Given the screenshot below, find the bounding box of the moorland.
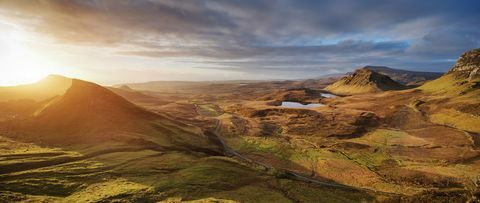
[0,49,479,202]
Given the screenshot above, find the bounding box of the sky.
[0,0,479,85]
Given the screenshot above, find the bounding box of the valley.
[1,1,479,202]
[0,49,479,202]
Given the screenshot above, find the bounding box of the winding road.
[208,119,365,190]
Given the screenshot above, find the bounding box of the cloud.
[0,0,479,77]
[118,40,407,59]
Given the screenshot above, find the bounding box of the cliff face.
[448,48,480,80]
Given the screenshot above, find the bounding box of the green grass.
[348,129,424,167]
[209,184,292,203]
[0,134,399,202]
[275,179,375,203]
[152,157,263,199]
[0,159,108,196]
[64,178,153,202]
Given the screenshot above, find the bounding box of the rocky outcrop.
[448,48,480,80]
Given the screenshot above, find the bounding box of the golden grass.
[419,74,480,98]
[430,109,480,133]
[325,83,378,95]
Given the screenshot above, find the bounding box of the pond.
[281,101,324,108]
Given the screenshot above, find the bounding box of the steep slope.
[324,68,405,95]
[419,48,480,133]
[35,79,157,132]
[12,79,210,148]
[0,75,72,102]
[108,85,170,106]
[419,48,480,96]
[364,66,443,85]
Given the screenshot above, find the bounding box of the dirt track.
[206,119,399,196]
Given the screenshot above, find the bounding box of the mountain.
[420,48,480,96]
[363,66,443,86]
[324,68,405,95]
[0,75,72,102]
[34,79,157,132]
[8,78,210,148]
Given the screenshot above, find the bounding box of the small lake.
[320,93,336,98]
[281,101,324,108]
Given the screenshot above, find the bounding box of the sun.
[0,33,53,86]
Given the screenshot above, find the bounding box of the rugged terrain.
[0,49,479,202]
[0,77,378,202]
[325,68,406,95]
[363,66,443,86]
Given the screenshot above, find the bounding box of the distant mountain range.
[363,66,443,85]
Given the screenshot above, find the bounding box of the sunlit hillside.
[0,1,479,202]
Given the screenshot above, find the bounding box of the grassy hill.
[325,68,405,95]
[419,49,480,97]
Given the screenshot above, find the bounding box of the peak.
[353,67,381,76]
[34,74,72,88]
[325,68,405,95]
[358,67,374,71]
[362,65,390,69]
[62,79,139,107]
[357,67,390,73]
[362,66,394,71]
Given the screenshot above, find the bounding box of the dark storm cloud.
[0,0,479,75]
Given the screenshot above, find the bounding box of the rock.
[448,48,480,80]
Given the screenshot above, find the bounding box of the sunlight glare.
[0,32,53,86]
